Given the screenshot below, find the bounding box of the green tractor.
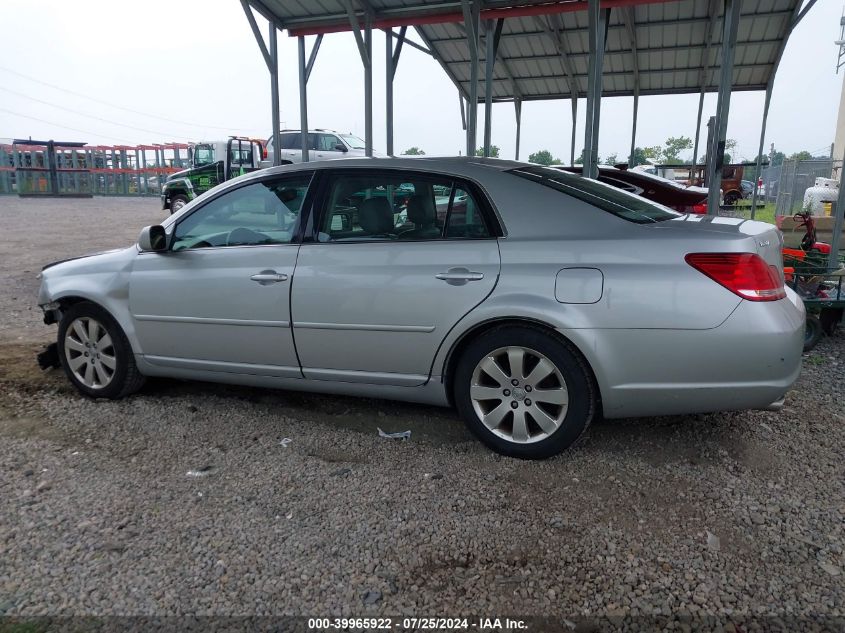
[161,137,264,214]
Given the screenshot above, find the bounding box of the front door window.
[172,175,312,250]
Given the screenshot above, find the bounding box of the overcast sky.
[0,0,842,163]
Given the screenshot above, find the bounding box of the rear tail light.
[685,253,786,301]
[691,203,707,214]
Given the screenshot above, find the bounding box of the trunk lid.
[653,214,784,272]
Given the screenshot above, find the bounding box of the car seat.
[399,194,441,239]
[358,197,394,237]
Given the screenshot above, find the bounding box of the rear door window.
[279,134,300,150]
[315,171,493,242]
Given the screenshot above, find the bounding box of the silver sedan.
[37,158,804,459]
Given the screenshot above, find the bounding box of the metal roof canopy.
[242,0,817,217]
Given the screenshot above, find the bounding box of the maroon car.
[556,165,708,214]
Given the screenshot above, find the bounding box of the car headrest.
[359,197,394,234]
[407,194,436,225]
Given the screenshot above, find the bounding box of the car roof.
[260,156,525,176]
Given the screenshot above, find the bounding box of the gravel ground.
[0,197,843,628]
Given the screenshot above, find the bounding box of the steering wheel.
[227,227,267,246]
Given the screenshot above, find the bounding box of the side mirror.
[335,143,348,153]
[138,225,167,252]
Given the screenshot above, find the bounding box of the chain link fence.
[757,159,841,216]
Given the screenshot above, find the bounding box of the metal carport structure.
[240,0,819,220]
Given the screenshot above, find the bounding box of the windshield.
[509,165,680,224]
[193,145,215,167]
[340,134,365,150]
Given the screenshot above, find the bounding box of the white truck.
[262,129,373,166]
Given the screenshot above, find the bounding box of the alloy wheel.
[469,346,569,444]
[63,316,116,389]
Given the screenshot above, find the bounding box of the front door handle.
[250,270,288,285]
[435,268,484,286]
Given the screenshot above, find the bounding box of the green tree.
[788,150,813,162]
[723,138,737,164]
[642,146,662,162]
[701,138,739,165]
[662,136,692,164]
[603,153,619,166]
[402,147,425,155]
[630,147,649,166]
[574,148,601,165]
[475,145,500,158]
[770,150,785,167]
[528,150,560,166]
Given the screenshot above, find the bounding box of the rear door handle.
[250,270,288,285]
[435,268,484,285]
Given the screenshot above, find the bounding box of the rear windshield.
[508,165,680,224]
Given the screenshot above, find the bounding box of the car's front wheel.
[169,194,188,214]
[57,302,145,399]
[454,326,595,459]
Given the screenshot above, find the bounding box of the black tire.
[57,301,145,399]
[169,194,188,214]
[454,325,596,459]
[804,314,823,352]
[819,308,842,336]
[724,191,740,206]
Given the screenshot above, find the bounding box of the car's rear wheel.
[170,194,188,214]
[454,326,595,459]
[724,191,741,206]
[57,302,145,399]
[804,314,823,352]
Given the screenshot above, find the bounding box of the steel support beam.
[622,7,639,167]
[570,98,577,166]
[751,0,818,218]
[828,143,845,269]
[749,86,772,219]
[386,29,394,156]
[385,26,406,156]
[706,0,741,215]
[344,0,374,156]
[305,34,323,83]
[629,92,638,167]
[298,36,309,162]
[691,90,705,168]
[483,19,502,157]
[455,19,522,105]
[459,94,467,131]
[270,26,281,166]
[242,1,281,166]
[365,21,373,156]
[693,0,719,171]
[535,14,579,163]
[462,0,481,157]
[388,26,430,56]
[583,1,607,177]
[514,98,522,160]
[241,0,273,69]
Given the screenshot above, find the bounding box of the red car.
[555,165,708,214]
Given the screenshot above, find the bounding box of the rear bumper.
[570,288,805,419]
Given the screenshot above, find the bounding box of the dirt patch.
[0,342,69,400]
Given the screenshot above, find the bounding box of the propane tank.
[802,177,839,216]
